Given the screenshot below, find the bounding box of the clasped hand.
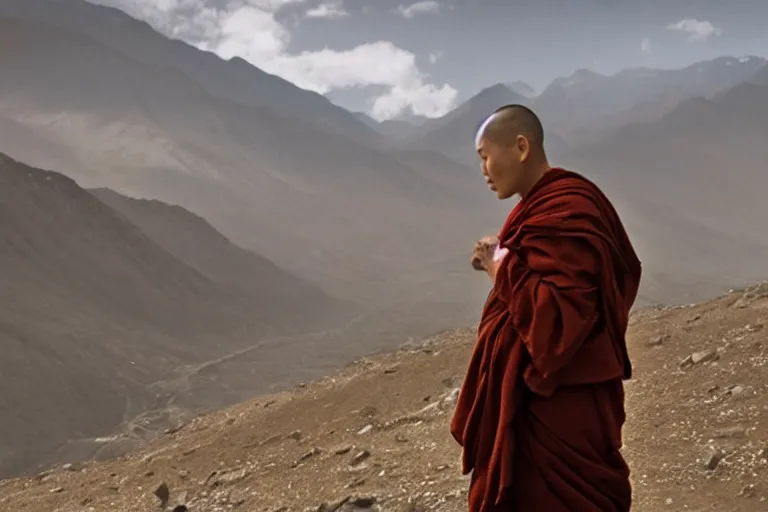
[471,235,509,281]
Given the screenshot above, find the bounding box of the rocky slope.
[2,283,767,511]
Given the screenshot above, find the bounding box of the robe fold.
[451,168,642,512]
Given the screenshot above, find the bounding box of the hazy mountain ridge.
[505,80,537,98]
[536,55,767,144]
[391,62,768,303]
[88,188,339,319]
[571,81,768,242]
[0,152,342,477]
[0,0,383,146]
[406,55,767,156]
[0,12,500,310]
[2,4,765,307]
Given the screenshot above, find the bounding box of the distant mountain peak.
[540,69,608,95]
[469,83,524,104]
[505,80,537,98]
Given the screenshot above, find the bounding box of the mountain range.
[396,55,767,163]
[0,10,501,306]
[0,152,346,477]
[0,0,767,478]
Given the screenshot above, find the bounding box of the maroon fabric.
[450,168,642,511]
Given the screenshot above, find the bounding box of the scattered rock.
[262,433,283,445]
[288,430,303,441]
[417,401,440,415]
[357,425,373,435]
[207,468,250,487]
[442,388,461,407]
[713,426,747,439]
[441,377,462,388]
[165,424,184,435]
[50,487,64,494]
[332,444,353,455]
[358,406,378,418]
[350,450,371,466]
[733,282,768,308]
[154,482,170,506]
[317,496,350,511]
[680,349,719,367]
[294,447,322,466]
[34,471,51,482]
[725,385,756,400]
[647,334,669,347]
[349,496,377,507]
[738,484,757,498]
[345,477,366,488]
[706,449,725,470]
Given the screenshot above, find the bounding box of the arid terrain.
[1,2,768,509]
[2,283,766,512]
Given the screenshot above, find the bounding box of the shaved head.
[474,104,551,200]
[474,104,545,151]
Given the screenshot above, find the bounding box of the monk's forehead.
[474,112,497,149]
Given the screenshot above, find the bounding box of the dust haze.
[0,2,767,509]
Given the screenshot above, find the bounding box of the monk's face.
[477,134,531,200]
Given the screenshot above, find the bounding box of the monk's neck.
[519,161,552,199]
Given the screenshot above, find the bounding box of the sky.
[88,0,768,121]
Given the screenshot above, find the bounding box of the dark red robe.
[451,168,642,512]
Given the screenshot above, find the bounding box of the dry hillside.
[2,283,767,512]
[88,187,342,327]
[0,153,343,479]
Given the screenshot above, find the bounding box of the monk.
[452,104,642,512]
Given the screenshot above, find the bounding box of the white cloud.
[305,1,348,19]
[666,18,723,42]
[372,82,456,120]
[640,37,652,54]
[428,51,442,64]
[88,0,456,120]
[395,1,441,19]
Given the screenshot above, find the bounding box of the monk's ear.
[516,135,530,162]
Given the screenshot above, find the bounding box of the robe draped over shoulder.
[450,168,642,512]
